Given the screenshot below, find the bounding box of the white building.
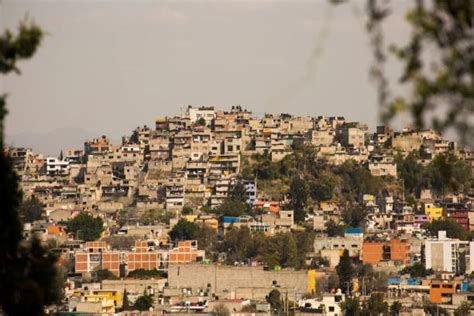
[425,231,471,273]
[299,290,345,316]
[46,157,70,176]
[186,106,215,124]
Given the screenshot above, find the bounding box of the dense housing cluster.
[6,105,474,315]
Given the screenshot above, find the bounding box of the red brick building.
[75,240,204,276]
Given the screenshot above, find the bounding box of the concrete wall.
[102,279,166,295]
[168,264,319,300]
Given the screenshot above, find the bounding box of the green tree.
[95,269,118,281]
[325,219,345,237]
[133,294,153,311]
[265,232,299,268]
[19,196,44,223]
[123,289,130,310]
[182,206,193,215]
[294,230,316,268]
[342,205,367,228]
[341,297,361,316]
[0,20,63,316]
[215,198,249,217]
[423,303,448,316]
[195,117,206,126]
[401,262,433,278]
[310,170,338,202]
[454,301,471,316]
[267,289,282,312]
[396,152,427,195]
[229,180,248,203]
[390,301,402,316]
[336,249,354,294]
[127,269,167,279]
[195,224,217,256]
[427,154,472,196]
[362,293,389,316]
[422,219,470,241]
[169,219,199,241]
[66,212,104,241]
[220,227,253,264]
[289,176,309,222]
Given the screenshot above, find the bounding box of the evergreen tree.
[267,289,282,312]
[289,176,309,222]
[336,249,353,294]
[122,289,130,310]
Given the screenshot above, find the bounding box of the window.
[329,306,335,312]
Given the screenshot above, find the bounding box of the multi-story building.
[425,231,471,273]
[361,239,411,266]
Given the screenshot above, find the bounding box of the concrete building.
[298,290,345,316]
[46,157,70,176]
[167,264,319,300]
[186,106,216,124]
[425,231,470,273]
[361,239,411,266]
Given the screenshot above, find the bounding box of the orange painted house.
[361,240,410,265]
[361,242,384,264]
[254,201,280,213]
[429,281,457,304]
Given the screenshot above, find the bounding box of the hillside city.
[6,105,474,315]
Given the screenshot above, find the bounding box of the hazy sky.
[1,0,411,155]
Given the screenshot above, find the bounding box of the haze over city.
[2,0,411,154]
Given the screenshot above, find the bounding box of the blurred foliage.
[19,196,44,223]
[396,151,472,197]
[336,0,474,147]
[0,20,63,315]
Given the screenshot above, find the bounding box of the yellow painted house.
[71,289,123,312]
[424,203,443,221]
